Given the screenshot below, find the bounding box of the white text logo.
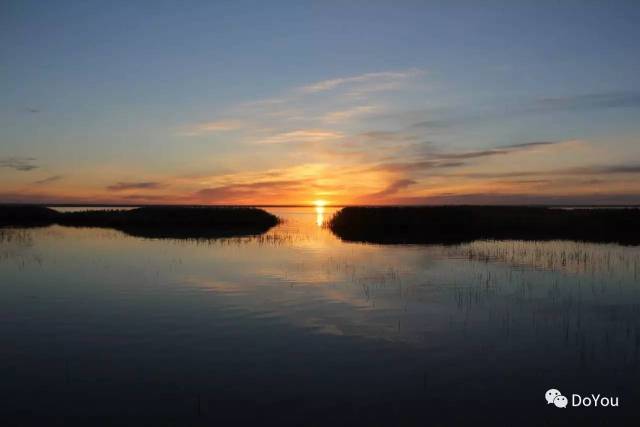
[545,388,620,408]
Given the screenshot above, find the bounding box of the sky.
[2,0,640,205]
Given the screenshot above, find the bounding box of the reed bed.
[0,205,279,239]
[329,206,640,245]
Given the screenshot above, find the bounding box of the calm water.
[2,207,640,425]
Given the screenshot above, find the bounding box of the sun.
[313,199,327,208]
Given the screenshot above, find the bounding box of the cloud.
[257,129,344,144]
[494,179,551,185]
[120,194,171,200]
[33,175,63,185]
[597,164,640,174]
[372,140,563,173]
[366,179,417,199]
[179,120,243,136]
[530,92,640,113]
[411,91,640,131]
[373,159,465,173]
[566,164,640,175]
[503,141,557,149]
[449,162,640,180]
[436,141,558,160]
[412,192,640,206]
[239,97,287,108]
[322,105,379,123]
[196,180,304,201]
[357,131,417,142]
[298,69,423,94]
[411,119,450,130]
[0,157,38,171]
[177,68,426,150]
[107,181,165,191]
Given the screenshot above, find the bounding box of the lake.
[1,207,639,425]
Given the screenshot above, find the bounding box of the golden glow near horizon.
[2,65,640,206]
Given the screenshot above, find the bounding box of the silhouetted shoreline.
[329,206,640,245]
[0,206,279,239]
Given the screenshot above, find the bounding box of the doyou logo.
[545,388,620,408]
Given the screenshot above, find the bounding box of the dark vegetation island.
[3,205,640,244]
[0,206,279,239]
[329,206,640,245]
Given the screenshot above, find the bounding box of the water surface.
[1,207,639,425]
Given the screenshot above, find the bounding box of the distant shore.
[329,206,640,245]
[0,205,279,239]
[2,203,639,208]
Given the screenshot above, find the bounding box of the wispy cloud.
[410,192,640,206]
[107,181,165,191]
[196,180,304,201]
[256,129,344,144]
[297,69,424,94]
[358,131,416,141]
[33,175,63,185]
[179,119,244,136]
[120,194,171,201]
[373,159,465,173]
[412,91,640,130]
[176,68,425,150]
[322,105,380,123]
[366,179,417,199]
[449,162,640,179]
[0,157,38,171]
[372,140,564,173]
[530,92,640,112]
[436,141,558,160]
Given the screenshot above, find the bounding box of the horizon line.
[2,203,640,208]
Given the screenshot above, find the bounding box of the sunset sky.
[2,0,640,205]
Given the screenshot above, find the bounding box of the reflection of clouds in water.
[175,234,640,357]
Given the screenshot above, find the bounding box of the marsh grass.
[450,240,640,277]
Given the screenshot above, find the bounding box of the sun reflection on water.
[315,205,325,226]
[313,200,327,227]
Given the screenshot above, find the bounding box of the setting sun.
[313,200,327,207]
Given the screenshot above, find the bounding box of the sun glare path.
[313,200,327,227]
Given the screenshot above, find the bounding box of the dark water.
[1,207,639,425]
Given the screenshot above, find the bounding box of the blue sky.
[2,0,640,204]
